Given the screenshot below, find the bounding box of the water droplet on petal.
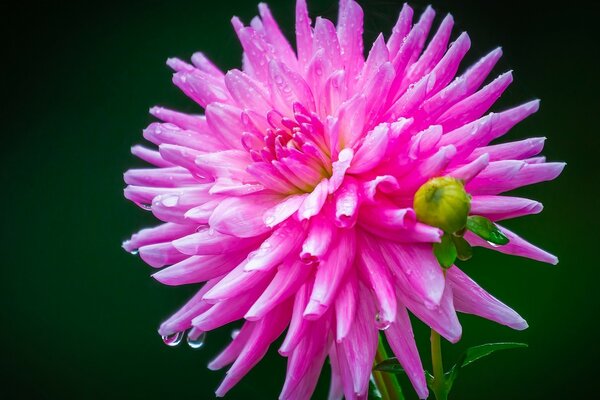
[162,331,183,347]
[187,332,206,349]
[161,195,179,208]
[129,250,139,255]
[231,329,240,339]
[375,313,391,331]
[138,202,152,211]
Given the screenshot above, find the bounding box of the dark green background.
[3,0,598,398]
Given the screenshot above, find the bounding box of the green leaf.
[461,342,528,368]
[466,216,509,245]
[452,235,473,261]
[373,357,405,374]
[433,233,457,268]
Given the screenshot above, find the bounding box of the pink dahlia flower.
[123,1,564,398]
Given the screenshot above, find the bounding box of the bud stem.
[430,329,447,400]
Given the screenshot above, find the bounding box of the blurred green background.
[2,0,597,398]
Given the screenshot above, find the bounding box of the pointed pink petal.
[385,304,429,399]
[447,266,528,330]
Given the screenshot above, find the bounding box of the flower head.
[123,1,564,398]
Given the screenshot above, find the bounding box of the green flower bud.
[413,176,471,233]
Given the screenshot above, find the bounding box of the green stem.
[373,334,404,400]
[430,329,448,400]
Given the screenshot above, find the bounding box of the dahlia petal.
[208,321,256,371]
[377,240,446,308]
[385,304,428,399]
[295,0,313,67]
[359,34,389,90]
[465,224,558,264]
[360,220,443,243]
[193,275,272,330]
[298,179,329,220]
[190,52,225,77]
[447,266,528,330]
[143,122,218,152]
[313,17,342,72]
[124,167,198,188]
[403,13,454,88]
[386,3,413,56]
[215,301,292,397]
[398,281,462,343]
[152,253,246,286]
[385,305,429,399]
[329,148,354,193]
[361,175,400,203]
[300,211,335,265]
[257,3,298,70]
[348,123,390,174]
[280,313,333,400]
[440,100,540,160]
[408,125,443,159]
[149,106,210,132]
[231,26,272,83]
[208,178,264,196]
[269,59,315,116]
[246,259,312,321]
[184,199,222,223]
[336,95,366,150]
[358,203,416,230]
[332,284,377,399]
[209,193,278,238]
[195,150,253,182]
[322,69,347,116]
[407,6,436,66]
[172,228,262,256]
[151,190,213,224]
[246,219,307,271]
[419,47,503,121]
[448,153,490,183]
[264,194,308,227]
[437,71,513,131]
[328,356,344,400]
[172,70,231,108]
[130,145,173,168]
[470,195,543,221]
[138,242,188,268]
[166,57,195,72]
[279,280,312,356]
[466,161,565,195]
[335,271,358,342]
[225,69,272,114]
[363,62,396,128]
[426,32,471,94]
[387,18,427,102]
[395,145,456,194]
[356,236,397,327]
[203,255,279,302]
[158,278,220,336]
[334,177,360,228]
[123,222,195,253]
[247,162,298,193]
[204,102,246,149]
[305,229,356,319]
[337,0,364,81]
[158,144,205,175]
